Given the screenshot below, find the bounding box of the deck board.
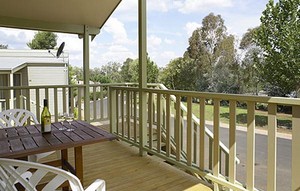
[42,127,212,191]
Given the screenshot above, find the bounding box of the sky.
[0,0,271,68]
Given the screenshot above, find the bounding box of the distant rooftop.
[0,49,69,73]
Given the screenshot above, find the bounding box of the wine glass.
[64,113,75,132]
[59,113,67,131]
[59,113,74,131]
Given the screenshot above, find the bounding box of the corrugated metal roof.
[0,49,69,73]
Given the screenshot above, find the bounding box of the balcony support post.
[138,0,147,156]
[83,25,90,122]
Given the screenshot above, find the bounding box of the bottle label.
[44,117,51,132]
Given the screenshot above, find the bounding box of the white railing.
[0,83,140,123]
[109,85,299,191]
[2,83,298,190]
[0,84,118,122]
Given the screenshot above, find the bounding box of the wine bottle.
[41,99,51,133]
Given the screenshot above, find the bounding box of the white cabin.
[0,49,69,117]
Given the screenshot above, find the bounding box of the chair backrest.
[0,158,85,191]
[0,109,39,128]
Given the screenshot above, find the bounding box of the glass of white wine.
[59,113,67,131]
[60,113,74,131]
[64,113,74,132]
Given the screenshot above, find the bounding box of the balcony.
[0,1,299,190]
[0,83,299,191]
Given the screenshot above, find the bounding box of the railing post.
[292,106,300,191]
[126,90,131,140]
[247,101,255,191]
[148,92,153,148]
[54,88,58,122]
[199,98,205,171]
[121,90,125,137]
[229,100,236,190]
[213,99,220,191]
[100,86,104,120]
[77,87,82,120]
[156,93,162,152]
[35,88,40,120]
[62,87,67,114]
[93,86,97,120]
[165,94,171,157]
[268,103,277,191]
[109,88,117,133]
[187,96,193,166]
[175,95,181,161]
[134,91,138,143]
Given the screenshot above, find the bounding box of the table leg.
[61,149,69,191]
[61,149,68,170]
[75,146,83,183]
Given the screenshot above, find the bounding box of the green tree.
[27,31,57,49]
[68,66,83,84]
[89,62,122,83]
[101,62,122,83]
[255,0,300,96]
[183,13,240,93]
[0,44,8,49]
[208,35,241,93]
[160,57,198,90]
[240,28,264,95]
[120,56,159,83]
[120,58,134,82]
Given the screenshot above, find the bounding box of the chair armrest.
[85,179,106,191]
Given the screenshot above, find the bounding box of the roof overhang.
[0,0,122,36]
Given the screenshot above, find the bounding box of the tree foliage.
[27,31,58,49]
[68,66,83,85]
[0,44,8,49]
[255,0,300,95]
[69,56,159,85]
[180,13,240,93]
[240,28,264,95]
[160,58,198,90]
[120,56,159,83]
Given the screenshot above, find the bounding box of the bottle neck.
[44,99,48,107]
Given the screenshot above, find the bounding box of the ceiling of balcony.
[0,0,122,35]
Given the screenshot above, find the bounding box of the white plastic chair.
[0,109,39,128]
[0,109,56,162]
[0,158,106,191]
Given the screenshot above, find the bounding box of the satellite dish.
[56,42,65,58]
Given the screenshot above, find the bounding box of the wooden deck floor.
[82,141,212,191]
[44,132,213,191]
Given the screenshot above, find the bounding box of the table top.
[0,120,116,158]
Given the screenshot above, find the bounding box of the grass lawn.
[182,102,292,129]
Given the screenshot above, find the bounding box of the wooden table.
[0,120,116,183]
